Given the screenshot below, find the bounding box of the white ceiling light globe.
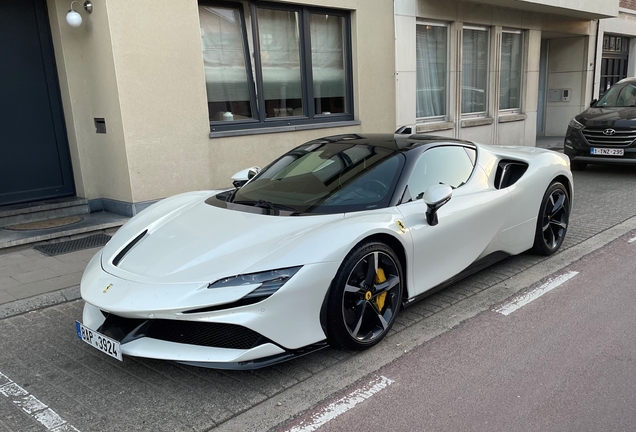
[66,10,82,27]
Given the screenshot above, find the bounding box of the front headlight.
[568,118,585,130]
[208,266,302,300]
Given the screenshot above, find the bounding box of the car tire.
[570,161,587,171]
[326,241,403,351]
[531,182,570,256]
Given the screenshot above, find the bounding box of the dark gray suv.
[565,77,636,170]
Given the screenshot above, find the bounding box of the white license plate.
[75,321,123,361]
[591,148,624,156]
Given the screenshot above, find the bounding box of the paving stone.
[45,259,89,277]
[12,268,59,284]
[0,253,32,269]
[426,297,452,309]
[0,277,20,291]
[5,273,82,300]
[420,302,443,314]
[0,290,17,304]
[15,257,58,273]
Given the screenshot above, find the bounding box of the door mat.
[34,234,111,256]
[5,216,84,231]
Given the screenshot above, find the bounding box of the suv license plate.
[591,148,624,156]
[76,321,123,361]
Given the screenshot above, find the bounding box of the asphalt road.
[1,164,636,432]
[281,231,636,432]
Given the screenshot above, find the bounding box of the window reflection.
[199,6,254,122]
[311,14,347,115]
[408,147,474,199]
[258,8,304,118]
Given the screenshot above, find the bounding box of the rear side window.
[407,146,475,199]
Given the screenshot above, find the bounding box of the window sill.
[498,113,527,123]
[209,120,361,139]
[461,117,494,128]
[415,121,455,133]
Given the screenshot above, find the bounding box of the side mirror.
[231,166,260,188]
[590,99,598,108]
[423,184,453,226]
[395,125,412,135]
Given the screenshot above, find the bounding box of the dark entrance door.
[0,0,75,206]
[600,34,630,97]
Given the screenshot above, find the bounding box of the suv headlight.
[568,118,585,130]
[208,266,302,299]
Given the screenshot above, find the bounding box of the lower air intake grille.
[146,320,265,350]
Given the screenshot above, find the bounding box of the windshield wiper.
[234,200,298,212]
[254,200,298,212]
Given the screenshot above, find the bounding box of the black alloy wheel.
[532,182,570,255]
[326,241,403,351]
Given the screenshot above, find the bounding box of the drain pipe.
[592,19,601,101]
[394,0,401,132]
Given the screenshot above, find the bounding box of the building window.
[200,5,255,123]
[416,22,448,121]
[500,30,523,111]
[462,26,489,116]
[199,2,353,132]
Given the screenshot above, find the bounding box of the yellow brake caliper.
[374,268,387,311]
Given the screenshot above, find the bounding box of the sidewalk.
[0,134,589,319]
[0,244,102,318]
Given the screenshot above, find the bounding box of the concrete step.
[0,197,90,228]
[0,211,129,253]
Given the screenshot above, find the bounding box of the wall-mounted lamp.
[66,1,93,27]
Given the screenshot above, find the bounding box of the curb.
[0,286,81,319]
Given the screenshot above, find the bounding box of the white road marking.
[286,375,394,432]
[0,371,80,432]
[628,236,636,244]
[494,271,579,316]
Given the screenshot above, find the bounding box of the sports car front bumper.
[80,253,341,368]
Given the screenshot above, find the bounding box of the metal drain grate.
[35,234,111,256]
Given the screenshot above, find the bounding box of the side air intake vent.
[494,160,528,190]
[112,229,148,266]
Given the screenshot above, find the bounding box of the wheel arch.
[318,232,409,337]
[553,174,573,201]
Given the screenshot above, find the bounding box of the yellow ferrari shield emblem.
[395,220,406,233]
[103,283,113,293]
[365,291,372,301]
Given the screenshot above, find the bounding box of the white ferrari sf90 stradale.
[76,133,572,369]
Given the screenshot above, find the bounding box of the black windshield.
[210,141,405,215]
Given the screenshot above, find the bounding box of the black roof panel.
[301,133,475,152]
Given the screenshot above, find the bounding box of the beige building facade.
[2,0,395,215]
[394,0,619,143]
[1,0,628,217]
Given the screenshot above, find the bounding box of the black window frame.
[199,0,355,133]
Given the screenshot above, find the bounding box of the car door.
[397,145,510,297]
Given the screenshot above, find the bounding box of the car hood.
[101,191,344,284]
[576,107,636,127]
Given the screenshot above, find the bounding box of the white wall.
[395,0,593,145]
[544,37,594,136]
